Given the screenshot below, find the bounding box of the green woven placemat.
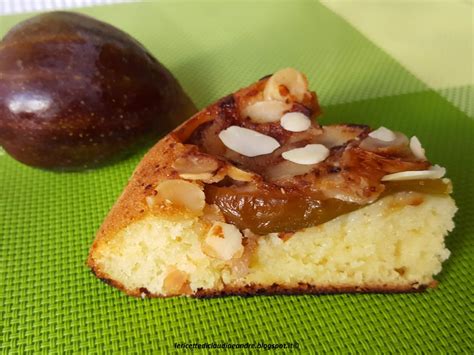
[1,2,473,353]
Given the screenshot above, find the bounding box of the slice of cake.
[87,68,457,297]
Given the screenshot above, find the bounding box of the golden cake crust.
[92,267,433,298]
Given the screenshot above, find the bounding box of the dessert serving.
[88,68,457,297]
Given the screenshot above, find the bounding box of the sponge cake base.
[88,191,457,297]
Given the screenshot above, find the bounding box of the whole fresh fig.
[0,11,196,169]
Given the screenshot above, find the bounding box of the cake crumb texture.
[88,192,457,297]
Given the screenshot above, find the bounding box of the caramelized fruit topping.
[180,68,447,235]
[205,179,449,234]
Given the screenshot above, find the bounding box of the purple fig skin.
[0,11,196,170]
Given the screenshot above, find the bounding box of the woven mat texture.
[1,2,473,353]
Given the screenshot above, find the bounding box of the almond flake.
[242,101,289,123]
[218,126,280,157]
[368,127,396,142]
[263,68,308,102]
[172,155,218,174]
[280,112,311,132]
[155,180,205,214]
[163,268,189,296]
[202,222,244,261]
[381,165,446,181]
[410,136,426,160]
[227,166,255,181]
[202,204,226,224]
[179,172,214,181]
[282,144,329,165]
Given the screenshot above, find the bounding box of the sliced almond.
[201,169,227,184]
[265,159,316,180]
[202,204,226,224]
[282,144,329,165]
[318,124,368,148]
[172,155,219,174]
[173,155,220,181]
[163,268,190,295]
[179,172,215,181]
[368,126,396,142]
[263,68,308,102]
[227,166,255,181]
[218,126,280,157]
[381,165,446,181]
[410,136,426,160]
[360,131,408,152]
[242,100,289,123]
[228,231,259,279]
[280,112,311,132]
[155,180,205,214]
[202,222,244,261]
